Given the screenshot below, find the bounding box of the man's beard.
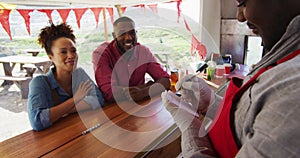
[116,39,136,55]
[116,39,126,54]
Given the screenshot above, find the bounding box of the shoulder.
[248,54,300,110]
[29,75,48,89]
[136,44,152,53]
[74,67,85,73]
[73,68,89,78]
[135,44,155,59]
[92,42,110,64]
[93,42,111,56]
[98,41,119,59]
[260,55,300,82]
[31,75,46,84]
[93,42,110,54]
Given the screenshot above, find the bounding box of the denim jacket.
[28,67,104,131]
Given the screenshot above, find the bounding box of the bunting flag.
[57,9,71,23]
[140,4,146,15]
[148,4,158,13]
[121,7,127,14]
[191,34,207,60]
[183,18,191,32]
[0,1,182,40]
[73,8,87,29]
[183,16,207,59]
[132,4,146,15]
[0,9,12,40]
[90,8,103,28]
[38,9,54,22]
[17,9,34,35]
[106,8,114,25]
[197,42,207,60]
[176,0,182,23]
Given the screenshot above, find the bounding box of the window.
[244,36,263,66]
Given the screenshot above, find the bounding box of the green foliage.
[0,38,40,54]
[137,27,191,62]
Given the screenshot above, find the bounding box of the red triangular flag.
[0,9,12,40]
[148,4,158,13]
[133,4,146,15]
[183,18,191,32]
[191,34,207,59]
[176,0,182,23]
[38,9,54,22]
[198,44,207,60]
[140,4,146,15]
[121,7,127,14]
[57,9,71,23]
[106,8,114,24]
[90,8,103,28]
[17,9,34,35]
[73,8,87,29]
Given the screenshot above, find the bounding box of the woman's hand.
[73,80,93,104]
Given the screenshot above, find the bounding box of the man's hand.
[123,86,148,102]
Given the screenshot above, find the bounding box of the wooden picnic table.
[0,55,51,98]
[25,49,45,57]
[0,55,51,80]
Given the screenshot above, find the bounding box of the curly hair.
[38,22,76,55]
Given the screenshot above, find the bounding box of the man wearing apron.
[162,0,300,157]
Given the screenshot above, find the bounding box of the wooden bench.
[22,64,37,77]
[0,75,32,99]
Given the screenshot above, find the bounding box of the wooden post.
[115,5,122,17]
[103,9,109,42]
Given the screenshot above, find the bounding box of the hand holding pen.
[175,66,214,115]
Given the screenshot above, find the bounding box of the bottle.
[170,68,178,92]
[206,61,216,80]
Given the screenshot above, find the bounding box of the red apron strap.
[234,49,300,100]
[208,78,241,158]
[277,49,300,64]
[208,49,299,158]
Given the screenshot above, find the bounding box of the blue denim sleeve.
[27,76,53,131]
[73,68,104,109]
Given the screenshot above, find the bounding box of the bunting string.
[0,0,206,59]
[0,3,163,40]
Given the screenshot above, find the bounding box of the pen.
[82,123,101,135]
[176,63,208,91]
[196,63,208,73]
[187,63,208,81]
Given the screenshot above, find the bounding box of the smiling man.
[94,16,170,103]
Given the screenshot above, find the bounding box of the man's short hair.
[113,16,135,27]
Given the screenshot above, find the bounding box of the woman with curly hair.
[28,23,104,131]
